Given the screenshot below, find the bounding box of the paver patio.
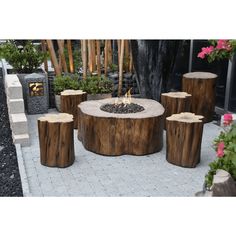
[20,109,222,196]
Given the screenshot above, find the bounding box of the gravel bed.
[0,68,23,197]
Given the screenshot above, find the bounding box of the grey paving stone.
[20,109,223,197]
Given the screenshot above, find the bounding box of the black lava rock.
[0,68,23,197]
[100,103,145,114]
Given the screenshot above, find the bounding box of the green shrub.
[79,76,113,95]
[53,75,80,95]
[0,40,47,73]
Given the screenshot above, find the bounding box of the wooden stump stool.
[166,112,204,168]
[38,113,75,168]
[61,90,87,129]
[161,92,192,129]
[182,72,217,123]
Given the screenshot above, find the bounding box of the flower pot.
[87,93,112,101]
[55,94,61,111]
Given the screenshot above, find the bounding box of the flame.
[122,88,132,105]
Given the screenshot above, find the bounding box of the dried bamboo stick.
[96,40,101,77]
[118,40,125,96]
[46,40,61,76]
[81,40,87,80]
[57,40,68,73]
[67,40,74,73]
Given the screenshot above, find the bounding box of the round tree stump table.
[166,112,204,168]
[78,98,165,156]
[182,72,217,123]
[60,90,87,129]
[38,113,75,168]
[161,91,192,129]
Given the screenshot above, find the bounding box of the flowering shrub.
[197,40,236,63]
[205,114,236,189]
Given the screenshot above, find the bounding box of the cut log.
[38,113,75,168]
[182,72,217,123]
[166,112,204,168]
[78,98,164,155]
[161,91,192,129]
[60,90,87,129]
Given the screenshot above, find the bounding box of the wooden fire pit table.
[78,98,165,156]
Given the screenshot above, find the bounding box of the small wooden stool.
[182,72,217,123]
[61,90,87,129]
[38,113,75,168]
[161,92,192,129]
[166,112,204,168]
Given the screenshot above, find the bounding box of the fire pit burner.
[100,103,145,114]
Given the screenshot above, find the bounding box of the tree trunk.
[166,112,204,168]
[161,91,192,129]
[118,40,125,96]
[38,113,74,168]
[67,40,74,73]
[182,72,217,123]
[46,40,61,76]
[60,90,87,129]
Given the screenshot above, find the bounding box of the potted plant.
[0,40,47,74]
[78,75,113,100]
[203,114,236,195]
[53,74,80,111]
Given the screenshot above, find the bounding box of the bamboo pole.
[118,40,125,96]
[129,47,133,73]
[117,40,121,69]
[96,40,101,77]
[57,40,68,73]
[107,40,113,66]
[81,40,87,80]
[67,40,74,73]
[104,40,108,77]
[41,40,48,73]
[124,40,130,72]
[91,40,96,73]
[46,40,61,76]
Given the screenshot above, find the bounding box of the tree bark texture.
[78,98,164,156]
[182,72,217,123]
[38,113,75,168]
[60,90,87,129]
[166,112,204,168]
[161,92,192,129]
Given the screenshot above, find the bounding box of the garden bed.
[0,68,23,196]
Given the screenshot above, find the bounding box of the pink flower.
[216,40,231,51]
[202,46,214,54]
[197,51,206,59]
[217,141,225,158]
[197,46,214,59]
[223,113,233,126]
